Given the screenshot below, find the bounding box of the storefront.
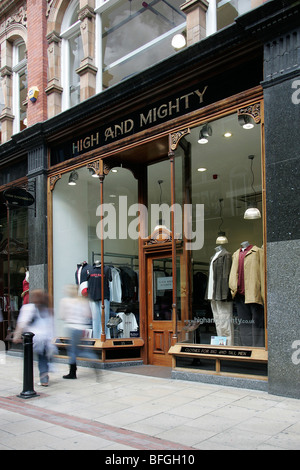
[1,0,299,398]
[46,43,268,384]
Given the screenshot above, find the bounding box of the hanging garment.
[116,311,138,338]
[110,267,122,303]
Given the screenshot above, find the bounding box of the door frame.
[143,239,185,366]
[146,251,174,367]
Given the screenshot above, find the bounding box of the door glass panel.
[152,257,181,322]
[152,258,172,321]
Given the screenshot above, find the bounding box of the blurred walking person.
[13,290,55,387]
[59,285,97,379]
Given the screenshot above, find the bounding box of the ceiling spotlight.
[197,167,207,172]
[68,170,78,186]
[224,131,232,138]
[89,168,98,178]
[238,114,254,129]
[171,31,186,50]
[198,124,212,144]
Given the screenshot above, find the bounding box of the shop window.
[0,200,28,343]
[61,0,83,110]
[217,0,252,31]
[96,0,186,90]
[0,75,4,143]
[174,110,265,350]
[12,40,27,133]
[52,166,139,340]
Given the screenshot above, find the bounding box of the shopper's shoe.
[63,363,77,379]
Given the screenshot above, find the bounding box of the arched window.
[12,39,27,133]
[61,0,83,110]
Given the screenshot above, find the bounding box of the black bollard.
[18,332,39,399]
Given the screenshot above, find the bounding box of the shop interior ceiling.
[77,112,261,221]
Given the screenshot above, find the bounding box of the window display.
[174,110,265,349]
[52,166,140,340]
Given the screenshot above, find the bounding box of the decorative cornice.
[0,4,27,33]
[169,129,191,151]
[238,103,261,124]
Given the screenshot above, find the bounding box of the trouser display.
[235,294,265,347]
[90,300,111,339]
[211,300,234,345]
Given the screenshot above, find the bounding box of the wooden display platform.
[169,343,268,381]
[54,337,144,363]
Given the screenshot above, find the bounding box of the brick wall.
[26,0,48,125]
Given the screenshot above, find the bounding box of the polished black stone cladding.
[263,28,300,242]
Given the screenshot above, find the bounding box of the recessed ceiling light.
[197,167,207,172]
[224,132,232,138]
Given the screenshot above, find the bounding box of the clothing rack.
[92,251,139,270]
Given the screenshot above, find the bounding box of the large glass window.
[12,40,27,133]
[174,110,265,350]
[61,0,83,110]
[52,165,139,340]
[0,198,28,344]
[97,0,186,89]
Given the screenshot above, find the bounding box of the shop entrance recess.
[147,254,174,366]
[146,245,186,367]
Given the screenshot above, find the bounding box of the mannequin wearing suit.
[229,241,264,347]
[206,246,234,345]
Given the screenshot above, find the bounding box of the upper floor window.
[12,40,27,133]
[61,0,83,110]
[217,0,253,31]
[95,0,186,90]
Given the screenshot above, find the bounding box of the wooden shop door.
[147,254,175,367]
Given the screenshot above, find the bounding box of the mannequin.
[87,261,112,339]
[206,246,233,345]
[21,269,29,305]
[75,261,91,297]
[229,241,264,347]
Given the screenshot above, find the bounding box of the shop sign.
[3,187,35,208]
[50,57,262,166]
[181,346,252,357]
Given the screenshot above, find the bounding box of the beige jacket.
[229,245,264,305]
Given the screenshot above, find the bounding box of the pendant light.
[216,198,228,244]
[154,180,168,231]
[68,170,78,186]
[244,155,261,220]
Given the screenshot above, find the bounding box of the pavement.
[1,354,300,451]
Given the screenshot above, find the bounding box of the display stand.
[169,343,268,380]
[54,337,144,364]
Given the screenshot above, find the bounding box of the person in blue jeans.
[59,285,97,379]
[13,290,56,386]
